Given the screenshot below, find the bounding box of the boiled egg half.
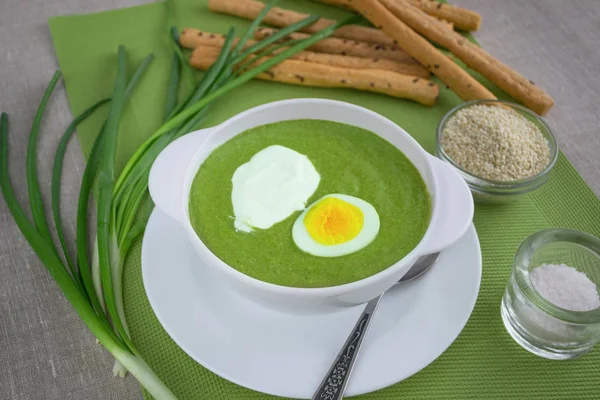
[292,194,380,257]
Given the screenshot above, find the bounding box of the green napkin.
[49,1,600,399]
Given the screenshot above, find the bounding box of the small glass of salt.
[501,228,600,360]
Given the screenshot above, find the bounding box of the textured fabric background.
[1,1,600,399]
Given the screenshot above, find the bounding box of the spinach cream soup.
[189,120,431,288]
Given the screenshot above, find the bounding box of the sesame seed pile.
[441,104,551,181]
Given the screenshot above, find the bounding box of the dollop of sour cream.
[231,145,320,232]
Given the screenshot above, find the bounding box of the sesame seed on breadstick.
[179,29,232,50]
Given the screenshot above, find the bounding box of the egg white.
[292,194,380,257]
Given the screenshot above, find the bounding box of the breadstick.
[381,0,553,115]
[316,0,477,31]
[286,48,429,78]
[316,0,454,30]
[348,0,495,101]
[179,29,232,49]
[255,28,417,65]
[190,45,439,106]
[403,7,454,31]
[407,0,481,32]
[314,0,354,10]
[180,28,430,77]
[208,0,396,46]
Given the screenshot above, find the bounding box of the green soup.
[189,120,431,288]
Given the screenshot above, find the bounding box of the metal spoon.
[311,253,441,400]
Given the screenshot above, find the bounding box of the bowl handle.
[420,155,474,254]
[148,128,213,224]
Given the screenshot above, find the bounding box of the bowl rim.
[181,98,450,296]
[513,228,600,324]
[436,99,559,189]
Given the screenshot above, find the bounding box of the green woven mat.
[49,0,600,398]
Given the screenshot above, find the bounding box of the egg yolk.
[303,197,364,245]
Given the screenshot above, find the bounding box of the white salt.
[530,263,600,312]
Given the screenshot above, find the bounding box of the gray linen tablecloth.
[1,1,599,399]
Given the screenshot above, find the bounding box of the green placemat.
[49,1,600,399]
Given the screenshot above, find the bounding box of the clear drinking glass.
[501,228,600,359]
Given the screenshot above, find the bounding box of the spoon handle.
[312,295,383,400]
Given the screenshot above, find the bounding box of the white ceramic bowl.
[149,99,474,312]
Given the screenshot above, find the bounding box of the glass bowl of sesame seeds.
[501,228,600,360]
[436,99,559,203]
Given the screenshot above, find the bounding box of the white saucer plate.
[142,209,482,399]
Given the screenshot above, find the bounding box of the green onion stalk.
[0,73,176,398]
[0,0,359,396]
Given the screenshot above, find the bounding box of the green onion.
[162,26,236,122]
[52,99,109,281]
[169,27,196,89]
[164,54,180,120]
[230,0,280,58]
[26,71,64,261]
[234,38,305,75]
[0,90,177,400]
[166,0,195,89]
[77,55,155,316]
[96,46,134,348]
[233,14,320,64]
[182,28,237,109]
[77,123,108,314]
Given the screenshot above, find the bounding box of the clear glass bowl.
[436,100,559,204]
[501,228,600,359]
